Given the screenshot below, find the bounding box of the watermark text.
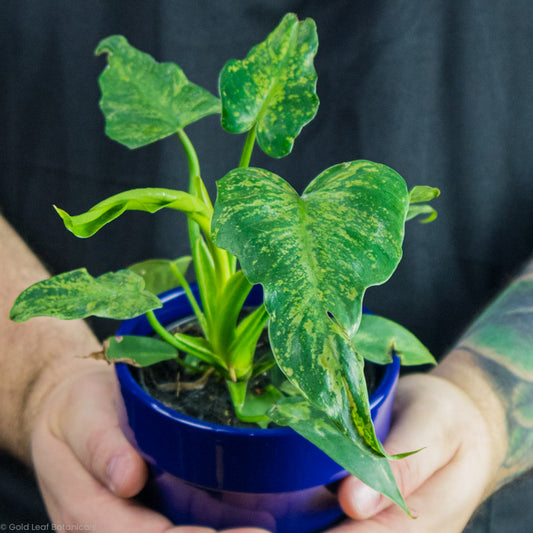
[0,525,96,531]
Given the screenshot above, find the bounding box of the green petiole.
[239,125,257,168]
[168,260,207,332]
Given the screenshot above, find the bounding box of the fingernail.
[350,484,382,518]
[106,455,130,493]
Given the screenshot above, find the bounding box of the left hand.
[328,372,505,532]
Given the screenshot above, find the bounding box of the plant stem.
[146,310,188,351]
[176,129,233,283]
[145,310,223,369]
[176,129,203,268]
[169,261,207,331]
[176,128,201,191]
[239,125,257,168]
[175,128,221,327]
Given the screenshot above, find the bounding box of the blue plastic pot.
[115,286,400,532]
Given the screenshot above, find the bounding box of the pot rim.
[115,284,400,436]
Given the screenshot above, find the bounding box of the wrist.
[432,348,508,495]
[16,319,103,464]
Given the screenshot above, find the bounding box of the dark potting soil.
[133,316,384,429]
[136,360,274,428]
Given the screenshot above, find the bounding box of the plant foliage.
[10,13,439,511]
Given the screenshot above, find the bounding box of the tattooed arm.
[332,257,533,532]
[453,258,533,488]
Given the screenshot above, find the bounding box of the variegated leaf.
[270,396,410,515]
[212,160,410,452]
[219,13,319,158]
[10,269,161,322]
[96,35,220,149]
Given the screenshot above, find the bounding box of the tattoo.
[458,258,533,486]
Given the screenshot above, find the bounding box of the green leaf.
[10,268,161,322]
[219,13,319,158]
[95,35,220,149]
[172,331,222,368]
[241,385,283,426]
[405,204,438,223]
[211,271,253,360]
[227,380,282,426]
[54,187,210,238]
[353,314,436,366]
[213,160,410,453]
[230,304,269,369]
[270,396,411,515]
[128,256,192,295]
[226,379,248,411]
[408,186,440,203]
[105,335,177,366]
[406,185,440,223]
[193,235,218,326]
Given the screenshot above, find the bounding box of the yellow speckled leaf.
[96,35,220,149]
[270,396,410,515]
[212,160,410,452]
[10,269,161,322]
[219,13,319,158]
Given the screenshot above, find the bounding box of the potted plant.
[10,13,439,532]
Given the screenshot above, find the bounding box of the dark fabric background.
[1,1,532,530]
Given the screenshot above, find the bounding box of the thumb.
[50,366,148,497]
[337,374,464,519]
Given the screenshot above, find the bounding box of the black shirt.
[1,1,532,530]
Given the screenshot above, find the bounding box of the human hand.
[329,371,506,532]
[30,364,268,533]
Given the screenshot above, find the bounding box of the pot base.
[139,467,344,532]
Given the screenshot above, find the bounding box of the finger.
[338,374,480,519]
[329,436,492,532]
[33,408,215,533]
[49,367,148,498]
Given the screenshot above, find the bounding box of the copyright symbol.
[0,524,7,531]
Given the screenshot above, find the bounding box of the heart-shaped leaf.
[213,160,409,451]
[354,314,436,366]
[219,13,319,158]
[96,35,220,149]
[10,269,161,322]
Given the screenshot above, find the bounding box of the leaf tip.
[8,306,22,322]
[94,35,127,57]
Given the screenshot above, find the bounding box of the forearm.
[434,256,533,492]
[0,214,101,463]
